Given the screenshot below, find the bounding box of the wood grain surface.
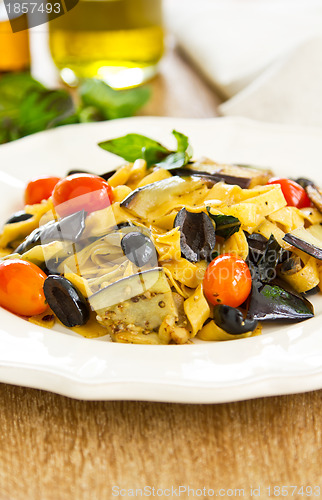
[0,386,321,500]
[0,46,321,500]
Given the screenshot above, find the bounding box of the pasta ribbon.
[107,164,132,187]
[162,259,207,289]
[83,203,136,238]
[153,227,181,262]
[239,184,287,217]
[137,167,172,188]
[220,202,264,229]
[215,228,249,261]
[0,199,53,249]
[255,219,290,250]
[204,182,243,204]
[197,320,262,341]
[268,207,305,233]
[184,284,210,337]
[281,256,319,293]
[112,185,132,203]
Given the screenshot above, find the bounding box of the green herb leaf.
[18,89,76,135]
[79,79,151,120]
[206,209,241,240]
[156,151,189,170]
[78,106,104,123]
[99,129,192,169]
[0,74,151,145]
[0,73,43,120]
[0,73,45,143]
[172,129,189,153]
[99,133,170,167]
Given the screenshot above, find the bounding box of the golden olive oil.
[0,0,30,72]
[49,0,164,88]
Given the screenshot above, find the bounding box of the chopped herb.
[206,209,241,240]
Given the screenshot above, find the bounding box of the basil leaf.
[0,74,150,145]
[99,134,170,167]
[172,129,189,153]
[0,73,44,142]
[0,73,43,121]
[99,130,192,169]
[78,106,105,123]
[0,118,20,144]
[79,79,151,120]
[206,209,241,239]
[18,89,76,135]
[156,151,189,170]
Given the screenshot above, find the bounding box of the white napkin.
[164,0,322,96]
[219,37,322,127]
[164,0,322,126]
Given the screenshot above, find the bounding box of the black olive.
[5,211,33,225]
[295,177,314,188]
[213,304,258,335]
[174,208,216,262]
[43,275,90,327]
[116,222,132,230]
[121,232,156,267]
[66,169,116,181]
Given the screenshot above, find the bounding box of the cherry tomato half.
[267,178,311,208]
[25,176,61,205]
[0,259,48,316]
[52,174,114,217]
[203,254,252,308]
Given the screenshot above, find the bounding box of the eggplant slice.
[89,268,177,334]
[294,178,322,213]
[247,273,314,321]
[283,227,322,260]
[120,176,205,219]
[305,184,322,213]
[171,160,272,189]
[257,234,285,282]
[245,232,269,264]
[15,210,86,255]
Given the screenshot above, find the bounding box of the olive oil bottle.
[0,0,30,72]
[49,0,164,88]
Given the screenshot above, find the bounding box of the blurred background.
[1,0,322,145]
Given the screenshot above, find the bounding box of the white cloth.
[164,0,322,126]
[219,37,322,127]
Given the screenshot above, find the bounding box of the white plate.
[0,117,322,403]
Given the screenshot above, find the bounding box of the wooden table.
[1,47,321,500]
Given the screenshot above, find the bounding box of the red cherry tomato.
[0,259,48,316]
[25,176,61,205]
[52,174,114,217]
[203,254,252,308]
[267,178,311,208]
